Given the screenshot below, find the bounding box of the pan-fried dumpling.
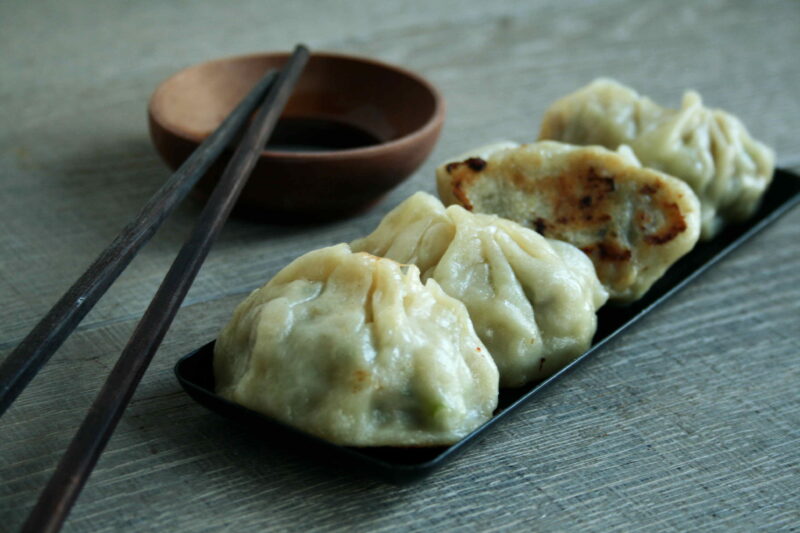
[436,141,701,302]
[214,244,499,447]
[351,193,607,387]
[538,78,775,239]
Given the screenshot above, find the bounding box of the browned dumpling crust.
[538,79,775,239]
[437,141,702,302]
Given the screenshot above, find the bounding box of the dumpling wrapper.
[538,78,775,239]
[352,192,607,387]
[436,141,701,302]
[214,244,498,447]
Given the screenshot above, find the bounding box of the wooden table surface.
[2,1,799,531]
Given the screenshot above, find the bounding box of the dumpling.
[538,78,775,239]
[351,193,607,387]
[214,244,499,447]
[436,141,701,302]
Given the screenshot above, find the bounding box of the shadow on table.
[39,135,332,250]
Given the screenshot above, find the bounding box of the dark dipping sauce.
[265,117,383,152]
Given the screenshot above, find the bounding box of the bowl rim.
[148,50,446,161]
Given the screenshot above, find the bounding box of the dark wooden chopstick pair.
[0,65,280,417]
[13,44,309,533]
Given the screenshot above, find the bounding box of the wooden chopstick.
[20,44,310,533]
[0,68,279,417]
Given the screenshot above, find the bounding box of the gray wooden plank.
[2,0,799,344]
[2,208,798,532]
[1,0,799,531]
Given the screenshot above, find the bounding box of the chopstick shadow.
[43,136,329,250]
[38,135,174,220]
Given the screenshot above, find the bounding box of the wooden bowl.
[148,52,445,221]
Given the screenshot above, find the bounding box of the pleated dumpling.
[351,193,607,387]
[214,244,499,447]
[436,141,701,302]
[538,78,775,239]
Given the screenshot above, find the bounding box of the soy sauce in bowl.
[266,117,382,152]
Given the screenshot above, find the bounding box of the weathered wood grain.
[1,0,799,531]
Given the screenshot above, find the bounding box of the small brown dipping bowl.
[148,52,445,221]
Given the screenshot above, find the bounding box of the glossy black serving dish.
[176,169,800,482]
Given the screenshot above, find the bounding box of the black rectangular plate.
[175,168,800,483]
